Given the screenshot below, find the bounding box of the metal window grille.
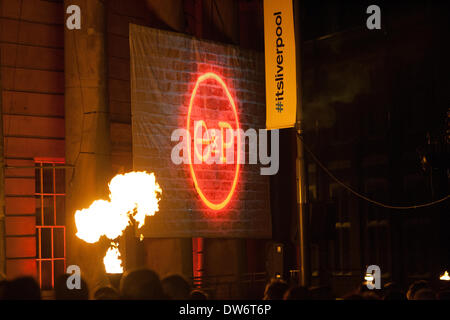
[35,159,66,290]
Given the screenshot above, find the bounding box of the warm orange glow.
[74,171,162,273]
[103,243,123,274]
[187,72,241,211]
[364,274,374,282]
[440,271,450,281]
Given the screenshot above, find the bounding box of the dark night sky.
[301,0,449,41]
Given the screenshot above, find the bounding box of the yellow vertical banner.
[264,0,297,130]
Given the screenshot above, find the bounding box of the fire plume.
[74,171,162,273]
[103,243,123,274]
[440,271,450,281]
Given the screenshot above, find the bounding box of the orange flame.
[364,273,374,282]
[74,171,162,273]
[103,243,123,274]
[440,271,450,281]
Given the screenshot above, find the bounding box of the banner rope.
[297,132,450,210]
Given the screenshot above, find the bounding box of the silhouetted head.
[190,289,209,300]
[94,286,120,300]
[437,290,450,300]
[3,277,41,300]
[413,288,436,300]
[342,293,364,300]
[54,274,89,300]
[362,291,381,300]
[120,268,165,300]
[161,274,191,300]
[263,278,289,300]
[382,282,406,300]
[406,280,429,300]
[283,286,310,300]
[309,285,335,300]
[356,282,373,295]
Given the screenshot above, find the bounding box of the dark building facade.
[297,1,450,294]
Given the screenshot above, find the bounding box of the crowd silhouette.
[0,269,449,300]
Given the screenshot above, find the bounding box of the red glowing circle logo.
[186,72,241,210]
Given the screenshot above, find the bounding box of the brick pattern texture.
[0,0,65,279]
[130,24,271,238]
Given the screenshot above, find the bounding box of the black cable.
[297,132,450,210]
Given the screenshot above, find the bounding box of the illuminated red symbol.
[186,72,241,211]
[193,120,233,163]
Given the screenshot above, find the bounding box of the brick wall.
[0,0,64,279]
[106,0,170,174]
[130,25,271,238]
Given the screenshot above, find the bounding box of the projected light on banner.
[186,72,241,211]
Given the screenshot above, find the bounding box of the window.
[35,159,66,290]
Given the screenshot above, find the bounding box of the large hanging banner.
[130,24,272,238]
[264,0,297,129]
